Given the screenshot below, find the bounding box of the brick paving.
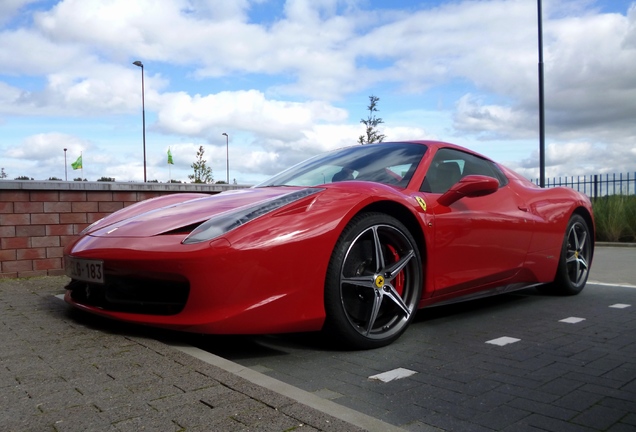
[0,277,370,432]
[2,246,635,431]
[191,247,636,431]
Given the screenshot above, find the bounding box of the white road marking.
[486,336,520,346]
[560,317,586,323]
[369,368,417,382]
[609,304,631,309]
[588,281,636,289]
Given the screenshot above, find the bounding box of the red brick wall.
[0,190,169,278]
[0,183,241,279]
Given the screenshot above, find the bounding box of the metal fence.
[531,172,636,199]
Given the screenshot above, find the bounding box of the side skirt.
[423,282,543,309]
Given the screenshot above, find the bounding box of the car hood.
[88,187,315,238]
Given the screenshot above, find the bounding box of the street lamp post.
[537,0,546,187]
[133,60,147,182]
[64,148,67,181]
[222,132,229,184]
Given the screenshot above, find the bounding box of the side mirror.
[437,175,499,206]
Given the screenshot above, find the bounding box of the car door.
[420,148,535,296]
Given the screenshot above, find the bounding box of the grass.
[592,195,636,242]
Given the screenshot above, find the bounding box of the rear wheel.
[543,214,592,295]
[324,213,422,349]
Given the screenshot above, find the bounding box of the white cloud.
[7,132,90,159]
[453,94,534,140]
[3,133,92,179]
[155,90,348,140]
[1,0,635,183]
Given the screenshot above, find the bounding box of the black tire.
[542,214,592,295]
[323,212,422,349]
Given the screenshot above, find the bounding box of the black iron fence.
[531,172,636,199]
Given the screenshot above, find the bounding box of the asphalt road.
[189,246,636,431]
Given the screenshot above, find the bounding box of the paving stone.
[47,404,114,432]
[496,383,561,404]
[600,396,636,412]
[606,423,636,432]
[537,377,585,397]
[0,277,368,431]
[571,404,629,430]
[460,388,517,412]
[472,404,531,430]
[602,364,636,382]
[507,395,577,421]
[419,412,493,432]
[97,401,158,424]
[522,413,597,432]
[111,413,183,432]
[3,258,636,432]
[280,403,368,431]
[31,387,88,413]
[400,420,446,432]
[621,412,636,426]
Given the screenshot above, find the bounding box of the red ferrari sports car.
[64,141,594,349]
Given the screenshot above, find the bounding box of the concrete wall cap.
[0,180,250,192]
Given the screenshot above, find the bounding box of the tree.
[358,95,386,144]
[15,176,33,180]
[97,176,115,182]
[0,168,7,179]
[189,145,213,184]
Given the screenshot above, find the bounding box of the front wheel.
[323,213,422,349]
[543,214,593,295]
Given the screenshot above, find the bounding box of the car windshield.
[256,142,428,188]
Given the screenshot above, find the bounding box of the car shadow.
[188,287,546,357]
[56,286,546,358]
[412,287,542,324]
[185,332,337,359]
[59,299,332,358]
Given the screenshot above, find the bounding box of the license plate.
[65,257,105,284]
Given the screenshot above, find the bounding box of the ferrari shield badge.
[415,196,427,212]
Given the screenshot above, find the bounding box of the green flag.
[167,148,174,165]
[71,155,82,170]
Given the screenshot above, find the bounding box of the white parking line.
[588,281,636,289]
[369,368,417,382]
[486,336,520,346]
[560,317,586,323]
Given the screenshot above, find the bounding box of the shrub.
[593,195,636,242]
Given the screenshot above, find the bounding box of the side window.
[421,148,507,193]
[462,154,508,186]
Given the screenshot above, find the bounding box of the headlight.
[182,188,323,244]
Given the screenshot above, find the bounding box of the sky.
[0,0,635,184]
